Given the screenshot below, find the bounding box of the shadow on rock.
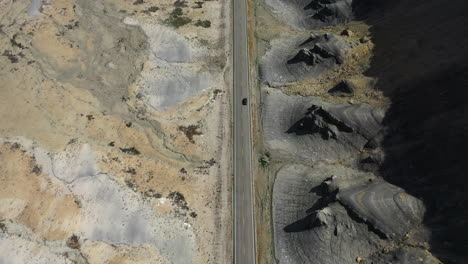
[283,213,322,233]
[284,181,338,233]
[286,105,353,139]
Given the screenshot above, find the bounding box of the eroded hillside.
[253,0,468,263]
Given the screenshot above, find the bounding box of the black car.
[242,98,248,105]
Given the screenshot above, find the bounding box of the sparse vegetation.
[195,158,217,174]
[165,7,192,28]
[123,167,137,175]
[195,19,211,28]
[119,147,141,155]
[32,165,42,175]
[174,0,188,7]
[66,235,80,249]
[168,191,189,210]
[143,6,159,14]
[2,50,19,63]
[213,89,223,96]
[205,158,216,166]
[171,7,183,16]
[74,199,82,208]
[178,125,202,143]
[259,152,271,168]
[193,1,204,8]
[197,159,216,169]
[10,142,20,150]
[64,21,79,30]
[199,38,209,46]
[10,34,26,49]
[144,189,162,198]
[125,179,137,191]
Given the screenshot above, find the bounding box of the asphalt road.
[233,0,256,263]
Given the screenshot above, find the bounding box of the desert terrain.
[0,0,231,263]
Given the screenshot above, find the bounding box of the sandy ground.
[0,0,231,263]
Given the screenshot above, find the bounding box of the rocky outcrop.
[263,88,384,162]
[328,80,355,97]
[260,33,351,86]
[287,105,354,140]
[337,180,426,239]
[265,0,354,30]
[261,0,468,263]
[288,34,345,65]
[273,164,388,264]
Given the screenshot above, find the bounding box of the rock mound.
[263,88,384,162]
[328,80,355,96]
[273,164,387,264]
[265,0,354,30]
[260,34,350,86]
[337,180,426,238]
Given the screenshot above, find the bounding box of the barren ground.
[0,0,231,263]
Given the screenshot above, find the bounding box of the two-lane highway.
[233,0,256,262]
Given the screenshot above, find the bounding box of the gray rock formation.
[337,180,426,239]
[328,80,355,97]
[263,88,384,162]
[260,34,351,86]
[265,0,354,30]
[273,164,388,264]
[265,0,468,262]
